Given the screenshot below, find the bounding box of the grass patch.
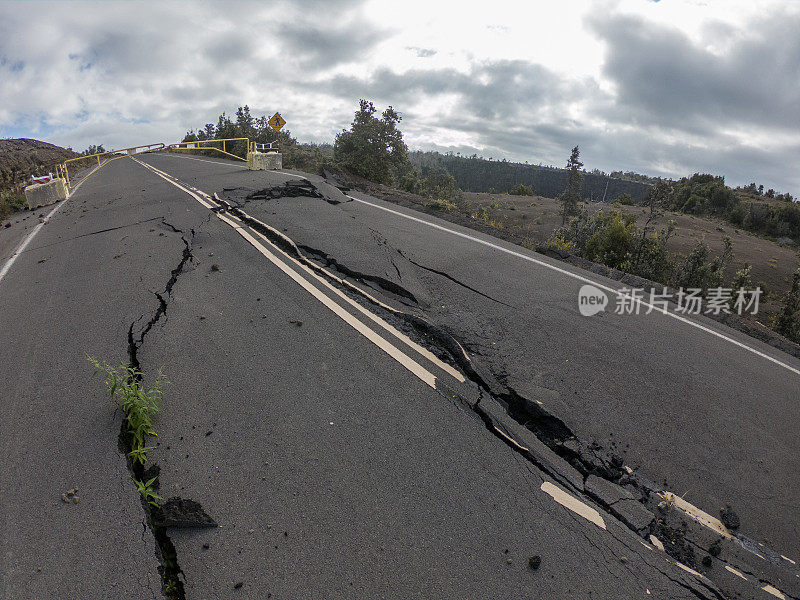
[427,197,457,211]
[0,189,27,221]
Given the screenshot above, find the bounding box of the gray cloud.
[586,9,800,133]
[318,60,598,122]
[0,1,798,196]
[407,47,437,58]
[276,16,387,69]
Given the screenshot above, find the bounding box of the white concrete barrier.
[247,151,282,170]
[24,178,68,209]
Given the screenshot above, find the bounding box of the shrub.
[614,193,635,206]
[427,198,457,211]
[631,221,676,283]
[543,233,576,254]
[583,210,637,270]
[673,236,733,291]
[775,269,800,343]
[509,183,534,196]
[420,169,458,201]
[401,167,460,205]
[731,263,752,291]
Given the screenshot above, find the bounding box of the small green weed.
[133,475,163,507]
[87,356,167,466]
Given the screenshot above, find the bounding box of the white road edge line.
[0,161,102,284]
[540,481,606,529]
[132,157,440,390]
[346,194,800,377]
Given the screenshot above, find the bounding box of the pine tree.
[559,145,583,223]
[333,99,409,185]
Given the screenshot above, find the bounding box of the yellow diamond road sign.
[268,112,286,132]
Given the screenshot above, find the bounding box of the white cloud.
[0,0,798,193]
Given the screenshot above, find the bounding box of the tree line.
[407,151,653,203]
[647,174,800,242]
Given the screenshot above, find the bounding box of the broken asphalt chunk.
[585,475,654,533]
[155,497,217,528]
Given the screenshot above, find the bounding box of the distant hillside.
[0,138,78,192]
[408,151,654,202]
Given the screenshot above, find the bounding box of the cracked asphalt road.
[0,159,193,599]
[2,153,798,599]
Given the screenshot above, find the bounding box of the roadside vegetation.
[333,100,408,185]
[776,269,800,343]
[549,207,734,293]
[0,189,26,221]
[645,174,800,243]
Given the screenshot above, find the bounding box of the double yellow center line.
[131,156,464,391]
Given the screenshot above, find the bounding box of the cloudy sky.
[1,0,799,193]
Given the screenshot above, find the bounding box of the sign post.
[248,112,285,170]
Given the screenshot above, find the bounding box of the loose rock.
[720,505,740,530]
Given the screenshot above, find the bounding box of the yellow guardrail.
[59,138,278,191]
[167,138,252,161]
[62,143,166,189]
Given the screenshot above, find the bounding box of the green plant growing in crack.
[87,355,167,468]
[133,475,163,507]
[88,355,179,595]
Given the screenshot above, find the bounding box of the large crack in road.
[212,179,799,600]
[114,156,797,598]
[119,216,213,599]
[213,192,725,589]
